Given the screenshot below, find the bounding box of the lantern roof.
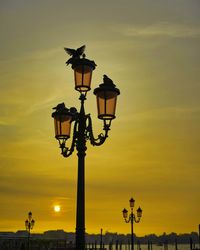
[71,56,96,70]
[129,198,135,203]
[122,208,128,213]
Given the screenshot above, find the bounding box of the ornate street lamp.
[52,45,120,250]
[122,198,142,250]
[25,211,35,250]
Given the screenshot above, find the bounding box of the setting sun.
[54,205,61,213]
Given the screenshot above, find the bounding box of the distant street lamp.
[122,198,142,250]
[52,45,120,250]
[25,211,35,250]
[100,228,103,250]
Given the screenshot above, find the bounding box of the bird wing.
[64,47,76,56]
[77,45,86,56]
[65,58,74,65]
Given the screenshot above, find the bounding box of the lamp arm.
[85,115,109,146]
[60,120,78,157]
[134,215,141,223]
[124,215,131,223]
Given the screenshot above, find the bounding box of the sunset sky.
[0,0,200,236]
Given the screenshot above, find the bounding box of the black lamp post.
[52,46,120,250]
[25,211,35,250]
[122,198,142,250]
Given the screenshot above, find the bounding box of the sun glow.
[54,205,61,213]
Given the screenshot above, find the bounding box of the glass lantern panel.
[54,115,72,139]
[96,90,118,119]
[74,65,93,92]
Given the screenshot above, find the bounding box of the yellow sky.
[0,0,200,236]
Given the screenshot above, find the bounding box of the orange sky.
[0,0,200,236]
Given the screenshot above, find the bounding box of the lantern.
[52,103,74,140]
[94,75,120,121]
[31,219,35,229]
[137,207,142,218]
[129,198,135,208]
[122,208,128,219]
[72,57,96,93]
[25,219,29,230]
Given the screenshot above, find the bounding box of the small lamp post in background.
[52,45,120,250]
[25,211,35,250]
[122,198,142,250]
[100,228,103,250]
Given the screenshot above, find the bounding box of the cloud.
[0,172,74,199]
[137,106,200,120]
[120,106,200,123]
[120,22,200,38]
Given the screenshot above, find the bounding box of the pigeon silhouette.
[103,75,114,85]
[53,103,66,110]
[64,45,86,65]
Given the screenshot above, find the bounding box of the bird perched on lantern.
[64,45,86,65]
[103,74,116,86]
[53,103,77,114]
[53,102,66,111]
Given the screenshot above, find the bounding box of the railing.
[0,238,198,250]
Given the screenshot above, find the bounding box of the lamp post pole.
[52,46,120,250]
[122,198,142,250]
[25,211,35,250]
[130,209,134,250]
[100,228,103,250]
[76,95,87,250]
